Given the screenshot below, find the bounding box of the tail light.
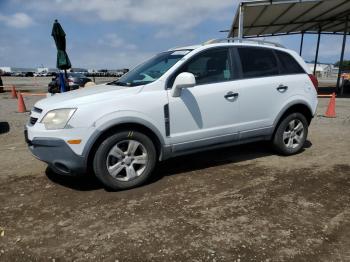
[67,78,74,85]
[308,74,318,91]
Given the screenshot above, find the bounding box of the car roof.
[171,38,288,53]
[168,45,201,51]
[167,40,307,72]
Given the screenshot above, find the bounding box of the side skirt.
[160,127,273,161]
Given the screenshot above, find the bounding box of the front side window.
[108,50,191,87]
[169,48,232,87]
[238,47,279,78]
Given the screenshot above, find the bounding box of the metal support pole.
[313,31,321,76]
[336,16,348,95]
[299,32,304,56]
[238,3,244,39]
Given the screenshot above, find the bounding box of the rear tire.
[272,112,308,155]
[93,130,157,190]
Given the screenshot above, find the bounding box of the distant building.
[37,67,59,74]
[0,67,11,73]
[332,67,340,76]
[306,63,337,78]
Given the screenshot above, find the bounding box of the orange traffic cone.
[324,92,336,118]
[17,92,27,113]
[11,85,17,99]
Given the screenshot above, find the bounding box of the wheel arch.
[272,102,313,138]
[84,120,165,174]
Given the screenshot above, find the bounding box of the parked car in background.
[66,73,92,88]
[25,72,34,77]
[1,71,11,76]
[48,73,92,93]
[27,38,318,190]
[34,72,49,77]
[13,72,25,77]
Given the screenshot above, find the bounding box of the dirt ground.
[0,78,350,261]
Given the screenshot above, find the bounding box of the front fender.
[82,110,166,159]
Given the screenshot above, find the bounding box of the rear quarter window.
[275,50,305,75]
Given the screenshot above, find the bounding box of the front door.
[167,47,240,152]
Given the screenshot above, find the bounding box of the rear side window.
[275,50,305,74]
[237,47,279,78]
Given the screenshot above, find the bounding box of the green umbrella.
[51,19,71,70]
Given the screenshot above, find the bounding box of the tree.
[335,60,350,70]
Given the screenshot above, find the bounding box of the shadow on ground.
[45,168,103,191]
[46,140,312,191]
[152,140,311,182]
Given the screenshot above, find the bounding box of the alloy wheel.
[283,119,304,149]
[106,140,148,181]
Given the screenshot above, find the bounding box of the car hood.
[35,84,141,109]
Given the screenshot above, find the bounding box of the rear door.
[234,47,291,138]
[274,49,310,97]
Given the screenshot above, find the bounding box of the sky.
[0,0,349,69]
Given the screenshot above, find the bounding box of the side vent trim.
[164,104,170,137]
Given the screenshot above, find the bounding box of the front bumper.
[25,130,86,176]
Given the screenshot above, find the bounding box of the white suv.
[25,39,318,190]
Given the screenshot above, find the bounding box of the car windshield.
[108,50,192,87]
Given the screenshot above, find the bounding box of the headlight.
[41,108,76,130]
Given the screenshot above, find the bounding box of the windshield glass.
[108,50,192,87]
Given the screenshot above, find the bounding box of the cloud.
[19,0,234,29]
[2,0,238,68]
[98,33,136,50]
[0,12,35,28]
[0,31,150,68]
[70,48,153,69]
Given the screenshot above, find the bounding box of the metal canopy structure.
[225,0,350,94]
[228,0,350,38]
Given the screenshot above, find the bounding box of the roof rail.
[203,38,285,48]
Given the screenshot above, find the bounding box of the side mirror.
[171,72,196,97]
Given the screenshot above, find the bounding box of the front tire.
[272,113,308,155]
[93,130,157,190]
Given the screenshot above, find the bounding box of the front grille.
[29,117,38,126]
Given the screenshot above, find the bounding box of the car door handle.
[224,92,239,99]
[277,85,288,92]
